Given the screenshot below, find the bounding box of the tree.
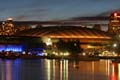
[67,40,82,55]
[57,39,83,55]
[56,39,68,52]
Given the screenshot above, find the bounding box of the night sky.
[0,0,120,21]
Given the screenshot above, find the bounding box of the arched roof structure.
[15,26,112,40]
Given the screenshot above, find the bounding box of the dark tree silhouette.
[57,39,83,55]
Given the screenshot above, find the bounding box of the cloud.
[12,7,48,21]
[13,12,47,21]
[66,8,120,21]
[96,9,120,17]
[14,15,29,20]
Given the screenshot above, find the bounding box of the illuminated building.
[15,26,112,49]
[1,18,16,35]
[0,14,117,52]
[0,18,23,52]
[108,12,120,34]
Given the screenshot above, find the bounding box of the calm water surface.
[0,59,118,80]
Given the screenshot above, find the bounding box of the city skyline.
[0,0,120,21]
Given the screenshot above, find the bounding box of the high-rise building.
[2,18,15,35]
[108,12,120,34]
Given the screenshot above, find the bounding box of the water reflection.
[60,60,68,80]
[111,62,117,80]
[44,59,112,80]
[6,60,12,80]
[45,59,68,80]
[0,59,21,80]
[118,64,120,80]
[111,61,120,80]
[1,59,5,80]
[1,59,120,80]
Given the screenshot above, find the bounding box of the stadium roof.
[15,26,112,39]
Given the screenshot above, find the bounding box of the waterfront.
[0,59,119,80]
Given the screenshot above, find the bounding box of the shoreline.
[2,55,120,62]
[0,55,100,61]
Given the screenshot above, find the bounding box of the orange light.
[114,12,117,17]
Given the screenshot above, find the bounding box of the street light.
[45,38,52,46]
[113,43,117,48]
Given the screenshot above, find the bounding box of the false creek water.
[0,59,118,80]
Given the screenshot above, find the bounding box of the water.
[0,59,118,80]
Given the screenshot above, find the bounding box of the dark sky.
[1,0,120,21]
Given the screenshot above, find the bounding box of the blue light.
[0,44,23,52]
[30,48,44,56]
[37,52,44,56]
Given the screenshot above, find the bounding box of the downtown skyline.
[0,0,120,21]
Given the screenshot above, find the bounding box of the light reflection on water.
[0,59,120,80]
